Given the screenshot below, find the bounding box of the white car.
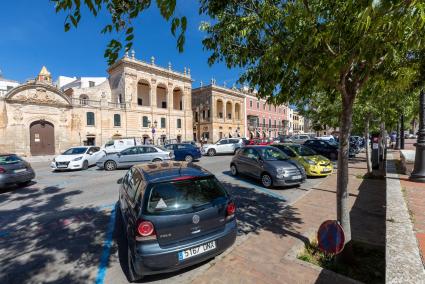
[202,138,245,156]
[51,146,105,171]
[101,138,143,154]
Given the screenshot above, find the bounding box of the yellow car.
[272,143,333,177]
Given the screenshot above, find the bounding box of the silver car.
[96,146,173,171]
[0,154,35,188]
[202,138,245,156]
[230,146,306,188]
[290,134,311,144]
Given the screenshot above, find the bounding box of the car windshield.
[258,148,289,161]
[0,154,22,165]
[290,145,317,156]
[104,140,114,147]
[147,177,227,215]
[62,147,87,155]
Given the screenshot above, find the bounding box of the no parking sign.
[317,220,345,254]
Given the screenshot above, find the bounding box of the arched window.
[137,80,150,106]
[86,112,95,126]
[114,114,121,127]
[173,88,183,110]
[79,94,89,106]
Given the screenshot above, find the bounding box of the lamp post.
[411,90,425,182]
[400,114,405,149]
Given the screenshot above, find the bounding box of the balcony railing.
[72,98,101,107]
[108,102,130,109]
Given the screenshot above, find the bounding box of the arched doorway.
[30,120,55,156]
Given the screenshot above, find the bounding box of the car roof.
[0,153,16,156]
[134,161,213,183]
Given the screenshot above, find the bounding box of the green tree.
[54,0,425,256]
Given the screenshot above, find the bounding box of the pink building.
[244,93,290,139]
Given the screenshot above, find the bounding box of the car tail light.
[226,202,236,220]
[136,220,156,241]
[0,167,5,173]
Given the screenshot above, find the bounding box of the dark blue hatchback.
[164,143,202,162]
[117,162,237,281]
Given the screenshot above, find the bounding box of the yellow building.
[192,83,245,143]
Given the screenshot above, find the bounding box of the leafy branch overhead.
[52,0,186,65]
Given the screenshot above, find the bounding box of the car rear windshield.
[0,155,22,165]
[290,145,317,156]
[146,177,227,215]
[62,147,87,155]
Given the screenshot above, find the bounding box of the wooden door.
[30,120,55,155]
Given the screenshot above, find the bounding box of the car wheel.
[330,153,337,160]
[261,173,273,188]
[208,149,216,156]
[82,160,89,170]
[104,160,117,171]
[230,164,238,176]
[184,155,193,163]
[127,246,142,282]
[152,158,162,162]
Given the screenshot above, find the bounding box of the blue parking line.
[95,206,116,284]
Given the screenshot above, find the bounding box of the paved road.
[0,155,329,284]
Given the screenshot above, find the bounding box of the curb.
[385,153,425,284]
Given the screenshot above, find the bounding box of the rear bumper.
[132,219,237,276]
[0,170,35,187]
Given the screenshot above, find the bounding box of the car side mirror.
[117,177,123,184]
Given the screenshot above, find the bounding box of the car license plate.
[322,168,331,173]
[292,175,302,180]
[14,168,26,173]
[57,165,68,168]
[178,241,216,261]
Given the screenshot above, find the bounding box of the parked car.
[230,146,306,188]
[0,154,35,188]
[116,162,237,281]
[164,143,202,162]
[289,134,311,144]
[181,141,198,147]
[202,138,245,156]
[101,137,143,154]
[304,139,339,160]
[247,138,273,146]
[276,135,293,143]
[272,144,333,177]
[51,146,105,171]
[97,146,173,171]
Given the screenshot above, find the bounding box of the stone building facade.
[0,55,193,156]
[192,83,245,143]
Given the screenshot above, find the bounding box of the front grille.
[319,162,330,166]
[56,162,70,166]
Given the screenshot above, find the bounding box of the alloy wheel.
[261,174,272,188]
[104,161,116,171]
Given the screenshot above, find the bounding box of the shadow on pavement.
[0,184,115,284]
[221,170,301,190]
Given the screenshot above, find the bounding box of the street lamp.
[411,90,425,182]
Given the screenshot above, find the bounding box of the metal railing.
[71,98,101,107]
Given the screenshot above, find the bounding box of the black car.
[304,139,339,160]
[117,162,237,281]
[0,154,35,188]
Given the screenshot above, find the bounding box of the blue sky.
[0,1,241,87]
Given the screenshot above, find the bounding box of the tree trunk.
[337,92,355,247]
[365,114,372,174]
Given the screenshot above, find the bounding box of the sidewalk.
[393,149,425,267]
[191,153,386,283]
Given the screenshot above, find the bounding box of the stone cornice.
[108,57,193,83]
[193,84,246,99]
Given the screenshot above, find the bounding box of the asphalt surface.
[0,155,329,284]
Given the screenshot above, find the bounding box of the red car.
[247,139,274,146]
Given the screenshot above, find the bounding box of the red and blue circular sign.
[317,220,345,254]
